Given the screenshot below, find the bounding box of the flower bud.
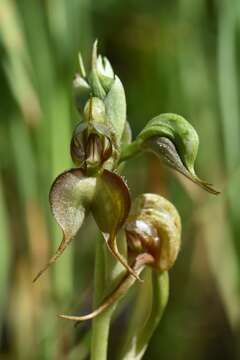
[96,54,114,92]
[73,73,90,112]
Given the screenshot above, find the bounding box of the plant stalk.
[91,233,126,360]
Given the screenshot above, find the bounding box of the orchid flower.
[33,41,219,360]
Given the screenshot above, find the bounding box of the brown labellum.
[125,193,181,272]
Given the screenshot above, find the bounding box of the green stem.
[119,140,141,163]
[90,239,109,360]
[91,233,126,360]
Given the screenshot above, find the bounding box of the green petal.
[121,121,132,148]
[138,114,199,173]
[33,169,96,282]
[88,40,106,99]
[121,113,219,194]
[104,75,127,143]
[73,73,90,113]
[96,55,114,92]
[91,170,140,279]
[144,136,219,194]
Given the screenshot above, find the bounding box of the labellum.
[125,193,181,272]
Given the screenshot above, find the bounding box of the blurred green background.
[0,0,240,359]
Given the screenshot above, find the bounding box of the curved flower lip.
[58,253,154,322]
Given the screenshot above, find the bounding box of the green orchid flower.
[59,193,180,359]
[33,41,219,360]
[120,114,220,194]
[33,42,139,283]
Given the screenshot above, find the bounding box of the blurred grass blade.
[0,177,11,335]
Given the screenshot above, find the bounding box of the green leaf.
[33,169,96,282]
[91,170,140,279]
[119,270,169,360]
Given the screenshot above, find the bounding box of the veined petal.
[144,136,219,194]
[91,170,140,280]
[120,114,220,194]
[33,169,96,282]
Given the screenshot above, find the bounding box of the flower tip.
[196,179,220,195]
[78,52,86,78]
[92,39,99,66]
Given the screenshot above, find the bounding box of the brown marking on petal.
[144,137,220,195]
[91,170,140,278]
[33,168,96,282]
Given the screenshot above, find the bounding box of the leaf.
[119,271,169,360]
[91,169,140,280]
[33,169,96,282]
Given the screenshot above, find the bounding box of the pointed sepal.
[59,253,154,322]
[91,169,140,280]
[33,169,96,282]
